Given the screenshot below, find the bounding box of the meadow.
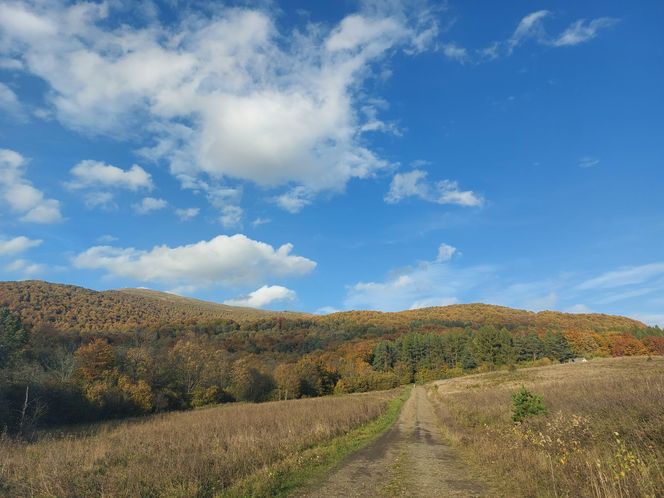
[429,356,664,497]
[0,388,404,497]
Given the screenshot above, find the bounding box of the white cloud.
[207,186,243,225]
[631,313,664,327]
[132,197,167,214]
[84,191,115,210]
[0,82,24,118]
[1,1,438,211]
[175,207,199,221]
[219,205,243,228]
[72,234,316,287]
[0,148,63,223]
[96,234,117,243]
[508,11,618,53]
[4,258,45,276]
[476,11,618,61]
[315,305,341,315]
[345,243,492,311]
[385,169,483,207]
[567,304,592,314]
[508,10,550,53]
[0,57,23,70]
[577,263,664,290]
[478,41,500,61]
[437,180,484,206]
[252,217,271,227]
[345,262,493,311]
[436,243,457,263]
[166,285,197,296]
[551,18,619,47]
[0,235,42,255]
[409,296,459,310]
[224,285,296,308]
[68,160,153,191]
[578,157,600,168]
[440,42,468,63]
[274,186,315,213]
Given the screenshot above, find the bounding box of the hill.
[323,304,645,333]
[0,280,310,331]
[0,280,646,333]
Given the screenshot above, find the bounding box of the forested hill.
[0,280,310,331]
[0,280,646,333]
[322,304,645,333]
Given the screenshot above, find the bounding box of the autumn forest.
[1,280,662,435]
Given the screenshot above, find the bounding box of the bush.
[511,386,546,422]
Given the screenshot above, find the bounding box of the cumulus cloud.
[72,234,316,287]
[0,0,439,211]
[567,304,592,314]
[436,243,457,262]
[132,197,167,214]
[0,235,42,255]
[0,57,23,70]
[0,148,63,223]
[84,191,116,210]
[385,170,483,207]
[68,160,153,191]
[4,258,45,276]
[274,186,316,213]
[252,217,271,227]
[315,306,341,315]
[345,262,493,311]
[175,207,199,221]
[219,205,243,228]
[224,285,296,308]
[440,42,468,63]
[344,243,492,311]
[0,82,24,118]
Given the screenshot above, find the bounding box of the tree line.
[1,306,663,435]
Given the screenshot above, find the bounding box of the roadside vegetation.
[1,298,663,434]
[429,356,664,497]
[0,388,405,497]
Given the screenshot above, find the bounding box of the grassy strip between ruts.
[220,385,412,498]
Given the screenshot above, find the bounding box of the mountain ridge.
[0,280,310,331]
[0,280,646,332]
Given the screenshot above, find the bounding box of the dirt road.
[299,386,492,498]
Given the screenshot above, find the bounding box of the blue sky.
[0,0,663,324]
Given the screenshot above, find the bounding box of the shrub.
[511,386,546,422]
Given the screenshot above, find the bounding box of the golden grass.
[429,356,664,498]
[0,389,401,497]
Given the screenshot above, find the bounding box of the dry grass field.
[429,356,664,498]
[0,389,403,497]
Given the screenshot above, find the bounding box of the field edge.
[220,386,412,498]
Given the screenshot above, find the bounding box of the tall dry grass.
[0,389,400,497]
[429,356,664,498]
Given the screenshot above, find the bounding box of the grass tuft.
[429,356,664,497]
[0,388,407,497]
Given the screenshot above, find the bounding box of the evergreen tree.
[0,306,29,369]
[372,341,397,371]
[514,332,544,362]
[542,331,574,362]
[472,326,515,365]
